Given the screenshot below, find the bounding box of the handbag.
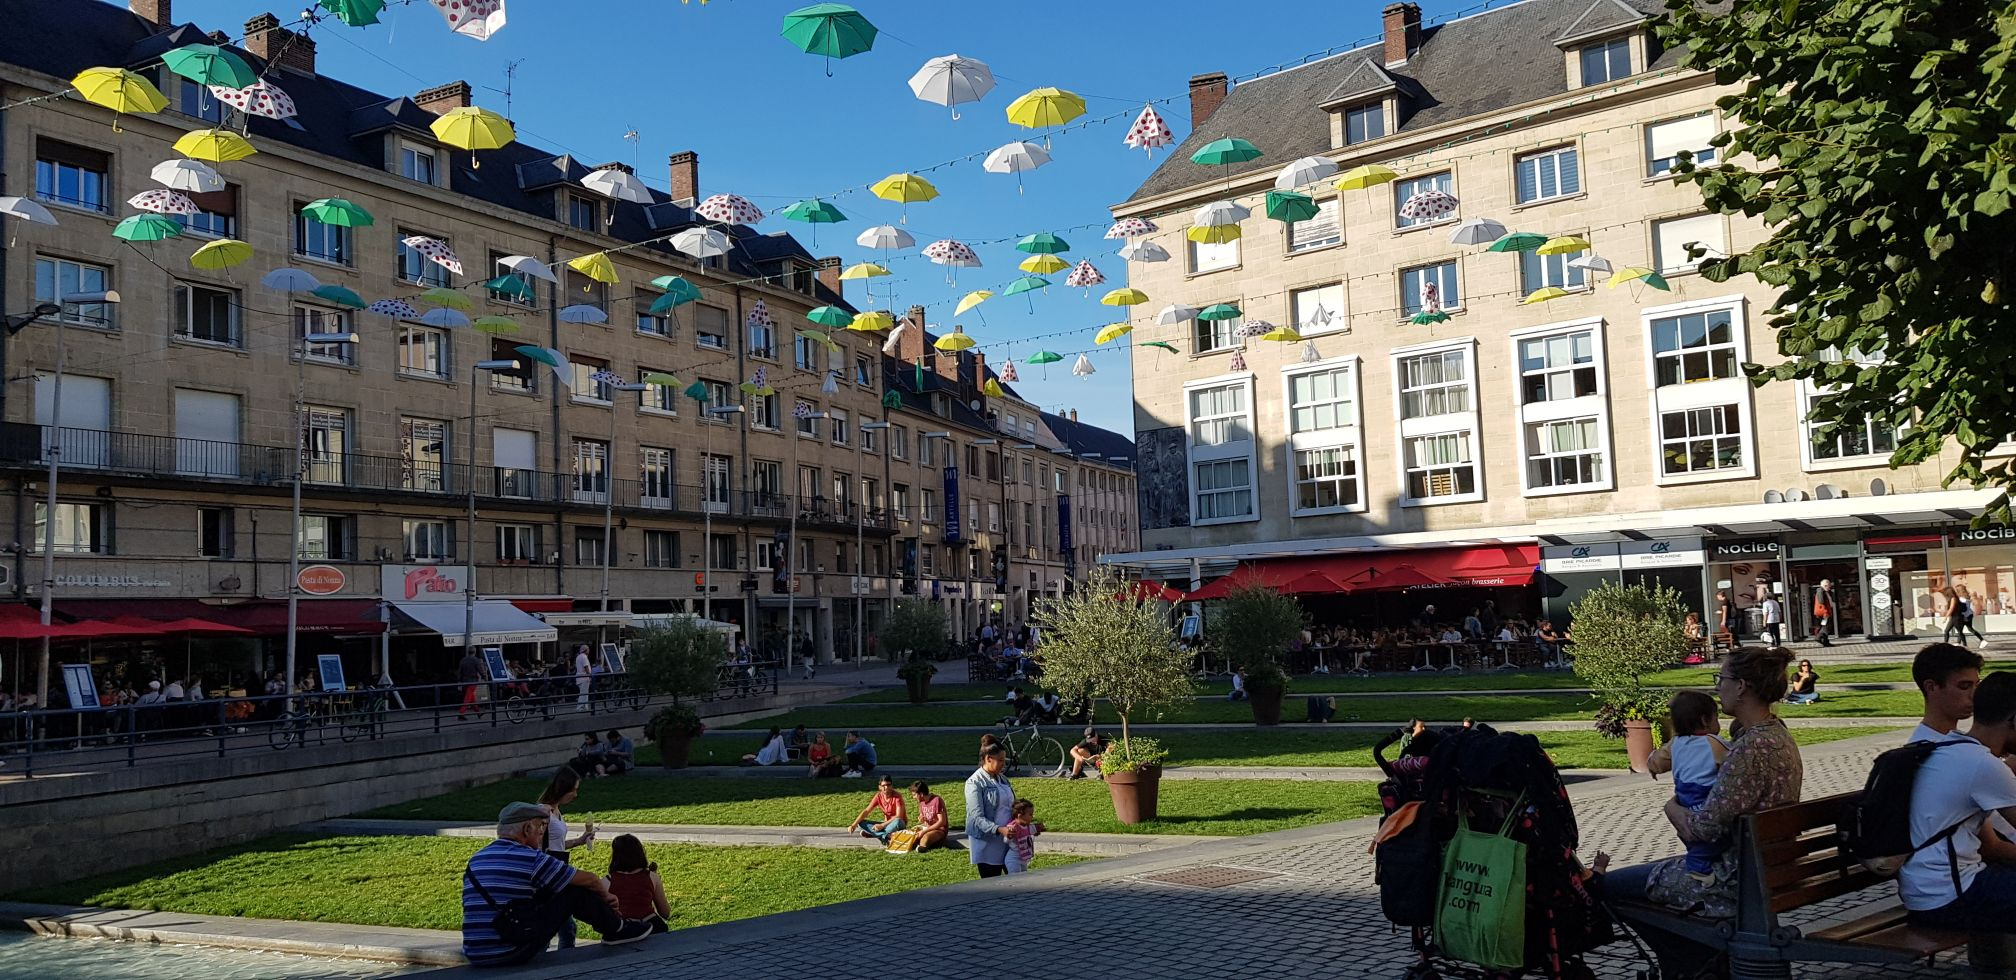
[464,867,552,948]
[885,828,920,853]
[1434,794,1528,971]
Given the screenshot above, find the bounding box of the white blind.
[1291,283,1345,332]
[35,373,110,429]
[493,428,537,470]
[174,389,239,443]
[1288,199,1342,251]
[1648,114,1717,162]
[1654,214,1727,273]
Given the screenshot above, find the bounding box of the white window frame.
[1281,355,1365,517]
[1392,171,1457,230]
[397,140,439,186]
[1642,295,1756,485]
[1343,102,1385,145]
[1520,247,1591,293]
[1799,380,1903,472]
[1514,145,1581,205]
[1390,338,1484,506]
[1651,213,1728,276]
[402,518,451,560]
[1579,37,1632,87]
[1399,260,1462,317]
[570,358,614,406]
[1193,307,1238,353]
[1509,317,1614,496]
[35,257,114,328]
[396,323,451,380]
[1289,282,1346,337]
[1184,371,1259,526]
[891,424,909,460]
[640,446,675,508]
[831,408,850,446]
[1286,198,1342,253]
[1187,236,1239,276]
[1645,112,1721,177]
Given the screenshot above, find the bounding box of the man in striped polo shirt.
[462,801,654,966]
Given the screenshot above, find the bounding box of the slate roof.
[1041,411,1136,468]
[1124,0,1668,203]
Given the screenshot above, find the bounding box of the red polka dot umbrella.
[1104,217,1157,239]
[1124,105,1174,155]
[1398,189,1460,222]
[1064,260,1106,290]
[430,0,507,41]
[696,193,764,226]
[207,79,295,120]
[923,239,980,267]
[401,235,463,276]
[128,188,200,215]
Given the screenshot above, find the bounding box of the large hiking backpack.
[1842,737,1974,878]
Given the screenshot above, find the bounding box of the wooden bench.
[1611,791,1972,978]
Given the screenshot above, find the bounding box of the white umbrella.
[1118,240,1170,263]
[1156,304,1199,325]
[129,189,200,215]
[401,235,463,275]
[150,158,224,193]
[983,141,1049,174]
[672,227,731,259]
[580,168,653,204]
[1567,254,1615,278]
[1274,155,1339,190]
[907,54,995,118]
[498,255,559,283]
[1071,354,1096,378]
[1448,217,1508,246]
[856,225,915,250]
[558,304,608,324]
[260,267,322,292]
[1193,200,1251,226]
[420,308,471,328]
[0,196,58,225]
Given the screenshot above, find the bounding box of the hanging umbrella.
[781,3,879,67]
[567,251,619,285]
[646,291,688,315]
[650,276,702,310]
[1197,303,1241,321]
[1487,231,1548,253]
[472,316,521,335]
[301,198,373,227]
[998,360,1019,382]
[1193,200,1250,227]
[1448,217,1508,246]
[1007,87,1086,129]
[849,310,894,332]
[500,255,558,283]
[1228,349,1248,371]
[162,44,257,89]
[1019,254,1069,274]
[1025,350,1063,377]
[0,196,55,227]
[740,368,774,397]
[1300,338,1323,363]
[514,346,573,387]
[840,262,889,280]
[1015,232,1070,255]
[431,0,507,40]
[1094,323,1133,345]
[779,198,846,224]
[112,214,181,241]
[1608,266,1672,291]
[189,238,252,269]
[1123,105,1174,155]
[1260,324,1304,343]
[1567,254,1614,277]
[1275,155,1339,190]
[128,189,199,215]
[982,377,1006,398]
[683,380,709,403]
[260,267,322,292]
[1522,287,1572,305]
[1118,241,1170,263]
[1102,287,1148,307]
[310,284,365,309]
[559,305,608,324]
[1191,137,1262,167]
[1140,341,1180,355]
[908,54,994,117]
[208,79,296,120]
[367,298,421,318]
[1264,190,1319,223]
[1071,354,1096,378]
[745,299,775,329]
[1398,190,1460,222]
[1105,217,1157,239]
[1064,260,1106,289]
[641,371,681,388]
[957,291,992,315]
[1156,304,1198,324]
[856,225,914,250]
[1237,319,1275,338]
[1003,275,1050,296]
[1538,235,1592,256]
[317,0,387,27]
[807,306,852,327]
[801,330,841,353]
[984,142,1050,192]
[923,239,980,267]
[1334,165,1399,190]
[150,159,223,193]
[1410,309,1450,325]
[696,193,763,225]
[580,167,653,204]
[71,68,167,130]
[672,227,731,259]
[1186,224,1241,244]
[420,287,473,310]
[482,274,533,303]
[402,235,463,275]
[870,173,937,223]
[934,328,977,352]
[430,106,515,166]
[174,128,256,163]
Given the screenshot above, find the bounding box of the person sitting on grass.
[742,726,788,766]
[787,724,810,760]
[847,774,908,844]
[1035,691,1062,724]
[842,731,877,777]
[461,802,653,968]
[569,732,607,777]
[1228,668,1248,702]
[601,833,671,934]
[910,780,949,852]
[1785,660,1820,705]
[1068,726,1105,780]
[601,730,634,776]
[806,731,840,777]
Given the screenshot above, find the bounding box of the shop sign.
[1957,526,2016,543]
[1542,544,1620,574]
[1711,539,1780,558]
[297,565,346,595]
[54,574,172,589]
[380,564,469,602]
[1621,537,1705,570]
[1865,557,1894,571]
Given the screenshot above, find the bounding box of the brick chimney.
[1188,72,1229,130]
[898,305,928,369]
[816,256,842,299]
[129,0,172,29]
[1069,409,1079,423]
[415,81,472,115]
[244,13,315,74]
[936,329,964,387]
[668,151,699,207]
[1383,3,1423,67]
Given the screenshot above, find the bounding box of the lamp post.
[463,360,519,657]
[789,409,828,675]
[701,404,744,623]
[288,327,360,706]
[860,421,892,664]
[8,290,118,708]
[599,381,650,613]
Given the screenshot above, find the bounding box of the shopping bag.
[1434,797,1528,970]
[884,828,919,854]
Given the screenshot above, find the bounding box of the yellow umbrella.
[871,173,938,203]
[848,310,894,332]
[420,287,473,311]
[956,291,992,315]
[1094,322,1134,345]
[1019,254,1069,274]
[429,106,515,167]
[934,328,976,351]
[567,251,620,286]
[800,329,841,352]
[982,378,1007,398]
[1006,87,1086,129]
[1334,165,1399,190]
[1536,235,1591,256]
[1102,287,1149,307]
[174,128,256,162]
[1608,265,1661,287]
[189,238,252,269]
[1186,224,1243,244]
[1260,324,1304,343]
[840,262,890,280]
[71,68,167,131]
[1522,286,1572,305]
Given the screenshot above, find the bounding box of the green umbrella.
[301,198,374,227]
[1410,310,1451,325]
[317,0,386,26]
[1487,231,1548,253]
[1140,341,1180,354]
[482,274,533,303]
[112,214,182,241]
[880,390,903,410]
[1015,232,1070,255]
[310,284,366,309]
[781,3,878,63]
[807,306,852,327]
[1025,350,1062,364]
[683,381,710,403]
[650,276,702,305]
[162,44,257,88]
[1197,303,1243,321]
[1003,275,1050,296]
[1265,190,1320,224]
[780,199,847,224]
[1191,137,1263,167]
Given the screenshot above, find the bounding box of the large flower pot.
[1249,685,1286,726]
[657,735,694,770]
[1105,765,1163,824]
[1624,719,1655,774]
[905,674,933,705]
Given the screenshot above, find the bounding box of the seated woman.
[1784,659,1820,705]
[569,732,607,777]
[602,833,672,933]
[742,726,789,766]
[909,780,949,851]
[806,731,840,777]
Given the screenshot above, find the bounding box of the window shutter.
[1557,148,1581,195]
[1515,157,1539,203]
[1648,115,1716,163]
[35,138,109,171]
[186,185,237,216]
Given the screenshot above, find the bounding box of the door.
[174,388,241,477]
[1788,559,1861,638]
[704,455,731,515]
[1864,553,1928,638]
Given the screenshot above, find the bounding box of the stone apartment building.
[1108,0,2006,639]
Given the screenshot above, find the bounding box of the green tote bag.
[1434,796,1528,970]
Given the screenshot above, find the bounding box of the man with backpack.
[1889,644,2016,930]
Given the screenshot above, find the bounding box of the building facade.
[1110,0,2002,639]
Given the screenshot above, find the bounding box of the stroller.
[1372,723,1627,979]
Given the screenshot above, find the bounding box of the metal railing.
[0,664,781,778]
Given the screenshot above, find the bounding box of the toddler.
[1657,689,1730,880]
[1004,798,1043,873]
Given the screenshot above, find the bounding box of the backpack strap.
[463,867,504,910]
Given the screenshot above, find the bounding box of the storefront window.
[1943,530,2016,633]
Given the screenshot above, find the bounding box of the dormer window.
[565,194,599,231]
[398,140,439,185]
[1577,37,1632,86]
[792,265,815,295]
[1343,104,1386,145]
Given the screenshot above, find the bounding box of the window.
[573,439,609,500]
[1526,417,1605,489]
[1645,297,1754,482]
[1290,283,1345,334]
[987,501,1002,533]
[748,318,776,359]
[918,432,935,467]
[701,379,733,418]
[497,523,540,563]
[1188,236,1239,274]
[398,141,438,184]
[34,501,106,553]
[182,186,237,237]
[1579,38,1632,86]
[296,514,353,560]
[1652,214,1727,274]
[695,305,729,349]
[1405,433,1477,500]
[566,193,598,231]
[575,527,607,566]
[855,356,872,386]
[644,530,678,568]
[198,507,233,558]
[571,357,614,404]
[1510,148,1579,209]
[1651,308,1738,386]
[294,306,353,363]
[293,203,349,264]
[161,74,227,124]
[34,140,108,212]
[173,282,239,346]
[892,484,911,521]
[1399,260,1461,316]
[488,251,536,307]
[795,402,821,437]
[1519,330,1598,403]
[640,372,679,414]
[397,324,450,379]
[34,258,112,327]
[490,337,535,392]
[1393,172,1455,229]
[303,406,348,485]
[1287,199,1342,252]
[832,409,850,446]
[1803,386,1901,464]
[640,447,674,508]
[1194,307,1237,353]
[1520,248,1589,292]
[794,333,819,370]
[403,519,451,560]
[892,425,909,459]
[707,533,736,570]
[1194,458,1254,522]
[1288,366,1354,433]
[703,454,732,514]
[1661,405,1745,475]
[1647,113,1720,176]
[1399,350,1471,419]
[400,417,448,491]
[744,390,777,430]
[399,232,452,287]
[921,488,938,523]
[1393,343,1480,504]
[798,465,822,506]
[1344,103,1385,144]
[637,295,671,338]
[1509,304,1613,492]
[861,422,878,453]
[1295,447,1360,511]
[921,544,937,577]
[1187,379,1256,523]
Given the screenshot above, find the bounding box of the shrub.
[643,703,705,742]
[1097,736,1168,774]
[626,618,726,700]
[878,599,949,661]
[1031,568,1189,759]
[1570,580,1690,736]
[1206,584,1306,695]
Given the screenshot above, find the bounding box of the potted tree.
[1033,568,1191,824]
[626,618,725,769]
[879,599,948,703]
[1570,580,1690,773]
[1205,584,1306,726]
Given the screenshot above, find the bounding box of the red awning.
[1187,544,1540,599]
[109,616,255,636]
[510,599,575,615]
[1115,580,1185,602]
[208,600,387,636]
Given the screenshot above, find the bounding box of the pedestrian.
[1716,590,1740,642]
[573,645,593,711]
[458,647,485,720]
[1003,798,1043,874]
[1761,593,1785,647]
[538,768,598,950]
[964,740,1016,878]
[1958,585,1991,649]
[460,802,652,967]
[1810,579,1835,647]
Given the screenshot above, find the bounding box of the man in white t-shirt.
[1901,643,2016,929]
[573,645,593,712]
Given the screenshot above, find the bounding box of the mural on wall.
[1137,425,1191,531]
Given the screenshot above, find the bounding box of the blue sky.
[172,0,1466,434]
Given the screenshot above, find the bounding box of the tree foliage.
[878,599,950,661]
[1569,580,1691,726]
[1204,584,1307,691]
[626,619,724,701]
[1030,568,1191,755]
[1660,0,2016,506]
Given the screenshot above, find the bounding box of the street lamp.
[859,421,892,664]
[601,381,650,612]
[10,290,119,708]
[789,409,828,674]
[287,328,360,705]
[701,403,744,623]
[463,359,519,658]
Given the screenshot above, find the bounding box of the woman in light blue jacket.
[964,741,1015,877]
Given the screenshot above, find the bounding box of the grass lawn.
[9,834,1078,934]
[361,776,1387,838]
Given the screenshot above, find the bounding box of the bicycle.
[332,691,388,742]
[267,704,323,749]
[996,717,1065,778]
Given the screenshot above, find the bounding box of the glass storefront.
[1707,538,1781,639]
[1943,526,2016,633]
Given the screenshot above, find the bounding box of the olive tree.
[1030,568,1190,769]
